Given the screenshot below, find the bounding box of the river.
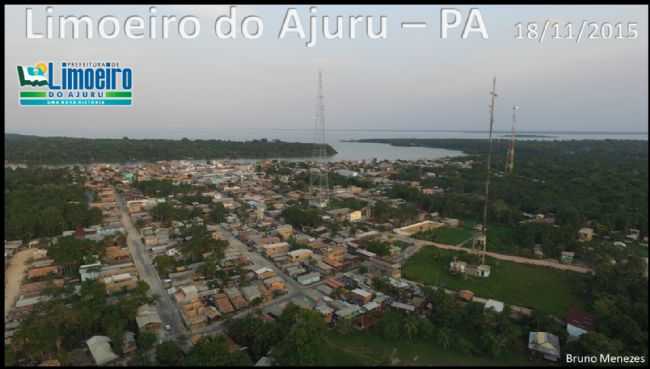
[193,128,648,162]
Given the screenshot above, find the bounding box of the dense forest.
[5,133,337,164]
[5,167,102,241]
[362,139,648,257]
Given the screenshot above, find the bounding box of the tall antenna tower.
[473,77,498,266]
[505,105,518,174]
[309,70,329,207]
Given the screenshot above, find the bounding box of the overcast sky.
[4,5,648,139]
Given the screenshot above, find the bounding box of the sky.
[4,5,649,139]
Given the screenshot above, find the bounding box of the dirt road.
[414,239,593,274]
[4,248,37,319]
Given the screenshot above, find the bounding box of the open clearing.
[320,330,544,366]
[5,248,37,319]
[403,247,587,316]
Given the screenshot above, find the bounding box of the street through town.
[116,192,189,345]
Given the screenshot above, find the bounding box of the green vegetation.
[328,197,367,211]
[183,335,252,366]
[372,139,648,258]
[364,240,391,256]
[281,205,322,229]
[5,133,336,164]
[133,179,192,197]
[47,236,105,276]
[328,172,373,188]
[155,341,184,366]
[154,255,179,277]
[5,167,102,241]
[403,247,586,316]
[226,299,545,366]
[150,202,191,225]
[209,202,227,224]
[370,139,648,234]
[10,279,153,365]
[287,236,309,251]
[414,222,475,246]
[371,199,418,225]
[179,224,228,263]
[569,256,648,357]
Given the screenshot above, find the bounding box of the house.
[241,285,262,303]
[349,210,363,222]
[86,335,119,366]
[449,259,490,278]
[79,262,103,282]
[394,220,445,237]
[104,246,131,264]
[180,298,208,332]
[367,257,401,278]
[315,303,334,322]
[458,290,474,302]
[20,279,64,298]
[577,227,594,242]
[324,277,345,290]
[566,307,594,340]
[348,288,373,305]
[215,293,235,314]
[441,218,461,228]
[322,245,346,269]
[560,251,575,264]
[27,265,60,280]
[122,331,137,354]
[528,332,561,362]
[264,276,286,291]
[224,287,249,310]
[484,299,505,313]
[336,305,361,320]
[136,304,162,334]
[286,265,306,277]
[276,225,294,240]
[103,273,138,295]
[262,242,289,258]
[297,272,321,286]
[175,285,199,304]
[626,228,641,241]
[390,302,416,313]
[254,267,276,280]
[288,249,313,263]
[255,281,273,302]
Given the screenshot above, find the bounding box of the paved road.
[116,193,189,344]
[191,226,325,338]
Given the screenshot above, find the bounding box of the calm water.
[202,128,648,162]
[20,129,648,166]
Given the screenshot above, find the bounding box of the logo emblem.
[18,61,133,106]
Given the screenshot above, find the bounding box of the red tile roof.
[566,306,594,331]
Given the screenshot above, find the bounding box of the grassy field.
[403,247,587,316]
[415,220,476,245]
[318,330,545,366]
[416,220,520,255]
